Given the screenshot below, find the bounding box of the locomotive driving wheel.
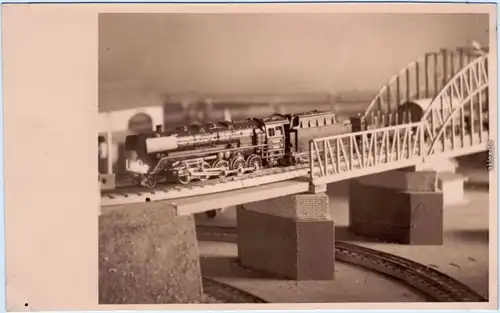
[197,161,211,182]
[266,157,278,167]
[177,172,191,185]
[176,163,192,185]
[246,155,262,172]
[143,177,157,188]
[212,159,230,178]
[231,156,246,176]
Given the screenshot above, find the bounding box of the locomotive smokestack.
[156,125,163,133]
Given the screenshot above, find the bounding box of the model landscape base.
[99,202,203,304]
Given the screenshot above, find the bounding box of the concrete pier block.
[99,202,203,304]
[237,193,335,280]
[438,172,469,206]
[240,193,331,220]
[414,158,458,173]
[349,171,444,245]
[400,159,467,206]
[359,170,439,192]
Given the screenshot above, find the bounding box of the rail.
[202,277,268,303]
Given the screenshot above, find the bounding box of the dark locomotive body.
[125,110,353,188]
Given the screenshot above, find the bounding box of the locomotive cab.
[260,114,290,166]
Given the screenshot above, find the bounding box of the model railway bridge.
[101,47,491,215]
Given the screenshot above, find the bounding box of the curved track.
[202,277,269,303]
[196,225,487,303]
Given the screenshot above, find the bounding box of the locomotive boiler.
[125,110,352,188]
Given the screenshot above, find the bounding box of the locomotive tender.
[125,110,353,188]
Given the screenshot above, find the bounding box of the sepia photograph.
[2,3,496,311]
[97,10,496,306]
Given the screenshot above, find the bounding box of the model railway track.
[202,277,268,303]
[101,164,310,206]
[196,225,487,303]
[335,242,486,302]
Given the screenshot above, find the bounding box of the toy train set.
[124,110,362,188]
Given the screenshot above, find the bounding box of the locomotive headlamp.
[125,150,150,174]
[126,159,150,174]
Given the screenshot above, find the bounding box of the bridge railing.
[308,118,489,184]
[309,116,490,185]
[309,122,424,184]
[310,50,490,185]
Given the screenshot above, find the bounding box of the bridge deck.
[169,179,310,216]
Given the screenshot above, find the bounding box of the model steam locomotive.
[124,110,357,188]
